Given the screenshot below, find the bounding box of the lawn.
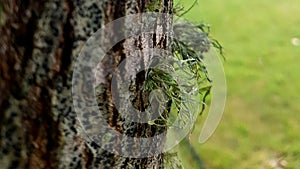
[175,0,300,168]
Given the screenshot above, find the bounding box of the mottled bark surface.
[0,0,176,168]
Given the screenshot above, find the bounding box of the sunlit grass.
[175,0,300,168]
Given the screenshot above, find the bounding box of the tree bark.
[0,0,176,168]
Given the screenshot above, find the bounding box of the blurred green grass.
[175,0,300,168]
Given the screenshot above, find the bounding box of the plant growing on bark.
[0,0,223,168]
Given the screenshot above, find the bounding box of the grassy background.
[175,0,300,168]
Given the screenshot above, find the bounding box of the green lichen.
[146,0,162,12]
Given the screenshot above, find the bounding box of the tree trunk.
[0,0,177,169]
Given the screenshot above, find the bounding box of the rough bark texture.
[0,0,176,168]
